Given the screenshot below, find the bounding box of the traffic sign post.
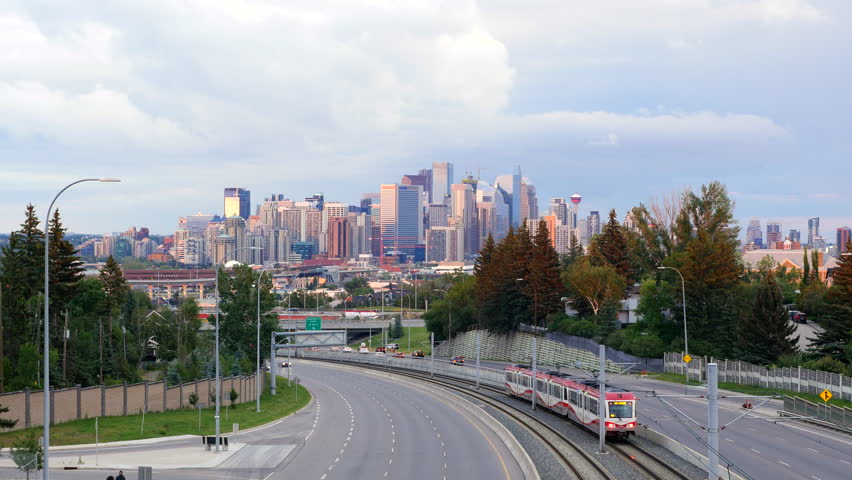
[820,389,832,402]
[683,354,692,363]
[306,317,322,331]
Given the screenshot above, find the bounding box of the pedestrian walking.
[116,471,126,480]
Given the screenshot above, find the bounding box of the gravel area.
[482,406,574,480]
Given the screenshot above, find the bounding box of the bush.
[566,320,597,338]
[188,391,199,407]
[623,334,665,358]
[803,356,847,374]
[605,330,626,350]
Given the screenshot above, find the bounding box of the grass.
[348,326,432,354]
[0,375,310,446]
[650,372,852,409]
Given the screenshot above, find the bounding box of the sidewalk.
[0,443,246,471]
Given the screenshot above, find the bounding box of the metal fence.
[301,350,507,389]
[664,353,852,402]
[547,332,664,372]
[783,396,852,430]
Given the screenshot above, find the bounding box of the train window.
[589,399,598,413]
[608,401,634,419]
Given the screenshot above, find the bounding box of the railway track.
[305,355,692,480]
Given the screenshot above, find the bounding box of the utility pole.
[708,363,720,480]
[62,310,69,382]
[598,344,606,453]
[531,337,537,411]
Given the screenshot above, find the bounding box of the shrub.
[605,330,626,350]
[803,356,846,374]
[567,320,597,338]
[624,334,665,358]
[188,391,199,407]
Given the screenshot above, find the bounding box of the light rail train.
[504,365,638,438]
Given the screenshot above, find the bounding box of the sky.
[1,0,850,239]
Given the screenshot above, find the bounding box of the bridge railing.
[301,350,507,388]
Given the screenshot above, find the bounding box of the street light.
[658,266,689,386]
[43,178,119,479]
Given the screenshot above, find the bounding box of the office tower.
[291,241,314,261]
[246,233,264,264]
[838,227,851,253]
[346,212,370,258]
[279,209,303,240]
[380,184,424,259]
[304,210,323,253]
[426,228,449,262]
[525,183,538,221]
[428,204,450,228]
[260,194,287,228]
[361,193,380,215]
[587,211,601,239]
[223,216,247,262]
[135,227,149,241]
[550,198,569,225]
[323,202,349,231]
[789,229,801,243]
[766,222,782,245]
[304,193,324,211]
[183,238,203,265]
[174,229,190,263]
[265,229,291,264]
[328,217,350,259]
[808,217,820,246]
[746,218,762,246]
[214,234,237,264]
[476,181,509,244]
[451,183,477,256]
[179,213,216,236]
[432,162,453,206]
[578,218,588,244]
[554,225,581,254]
[402,169,433,204]
[224,187,251,220]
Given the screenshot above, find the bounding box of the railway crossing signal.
[820,389,832,402]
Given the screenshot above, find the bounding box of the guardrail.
[301,350,507,388]
[782,395,852,431]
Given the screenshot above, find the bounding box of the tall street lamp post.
[658,266,688,386]
[43,178,120,480]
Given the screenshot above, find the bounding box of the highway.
[478,359,852,480]
[5,361,524,480]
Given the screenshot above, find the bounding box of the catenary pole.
[598,344,606,453]
[708,363,720,480]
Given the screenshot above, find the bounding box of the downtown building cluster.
[118,163,604,268]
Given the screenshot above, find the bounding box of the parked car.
[789,310,808,324]
[411,350,425,358]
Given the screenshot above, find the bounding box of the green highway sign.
[306,317,322,331]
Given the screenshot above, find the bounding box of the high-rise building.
[361,193,380,215]
[789,229,801,243]
[586,211,601,239]
[266,229,291,264]
[475,182,509,244]
[746,218,762,247]
[550,198,569,225]
[214,234,237,264]
[304,193,324,211]
[451,183,477,256]
[525,183,538,221]
[808,217,820,246]
[380,184,424,259]
[432,162,453,206]
[402,169,433,204]
[428,204,449,228]
[322,202,349,254]
[223,216,247,262]
[766,222,782,245]
[224,187,250,220]
[328,217,350,259]
[838,227,851,253]
[494,166,524,227]
[246,233,265,265]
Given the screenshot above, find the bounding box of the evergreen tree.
[0,403,18,430]
[47,209,84,346]
[736,274,798,364]
[525,219,563,328]
[594,209,633,282]
[811,249,820,284]
[810,245,852,362]
[802,249,811,287]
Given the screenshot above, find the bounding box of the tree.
[810,245,852,362]
[229,387,239,406]
[218,265,277,367]
[188,391,199,407]
[525,219,563,328]
[0,403,18,430]
[563,258,625,320]
[11,429,43,479]
[802,249,811,287]
[737,274,799,364]
[559,231,584,273]
[592,209,633,282]
[47,210,84,332]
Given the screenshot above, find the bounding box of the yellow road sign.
[683,354,692,363]
[820,389,833,402]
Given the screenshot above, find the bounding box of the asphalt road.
[5,360,522,480]
[478,359,852,480]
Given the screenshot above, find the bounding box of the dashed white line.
[778,460,791,467]
[808,448,819,453]
[751,448,761,454]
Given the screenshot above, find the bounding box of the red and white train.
[504,365,638,438]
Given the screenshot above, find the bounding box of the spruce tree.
[736,274,798,364]
[594,209,633,282]
[801,249,811,287]
[48,209,84,338]
[525,219,563,329]
[810,246,852,361]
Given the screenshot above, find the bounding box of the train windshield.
[607,401,634,419]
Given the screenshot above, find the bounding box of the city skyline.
[1,1,851,237]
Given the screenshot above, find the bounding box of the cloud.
[0,82,203,154]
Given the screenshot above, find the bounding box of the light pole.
[255,265,270,413]
[658,266,688,385]
[43,178,119,479]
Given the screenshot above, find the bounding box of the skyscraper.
[402,169,433,204]
[432,162,453,206]
[224,187,250,220]
[838,227,851,253]
[587,211,601,239]
[328,217,350,259]
[451,183,477,256]
[223,215,247,262]
[789,229,801,243]
[766,222,782,245]
[808,217,820,246]
[746,218,762,246]
[380,184,424,259]
[550,198,569,225]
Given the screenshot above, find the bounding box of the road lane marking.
[778,460,790,467]
[808,448,819,453]
[725,438,735,443]
[750,449,761,454]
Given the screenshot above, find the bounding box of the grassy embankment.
[0,375,309,446]
[348,326,432,355]
[651,372,852,409]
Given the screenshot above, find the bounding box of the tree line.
[423,181,852,375]
[0,205,279,393]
